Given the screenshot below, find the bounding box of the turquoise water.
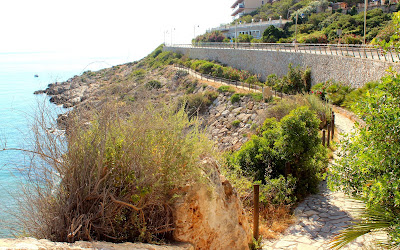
[0,51,132,237]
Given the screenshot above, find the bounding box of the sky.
[0,0,233,62]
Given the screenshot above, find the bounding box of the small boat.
[34,74,39,78]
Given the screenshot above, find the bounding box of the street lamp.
[295,12,298,43]
[287,8,299,44]
[363,0,367,44]
[164,30,169,45]
[170,28,175,46]
[194,25,199,39]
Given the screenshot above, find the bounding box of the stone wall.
[164,46,400,88]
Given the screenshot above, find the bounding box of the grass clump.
[217,85,235,93]
[232,120,241,127]
[145,80,162,90]
[17,103,214,243]
[132,69,146,77]
[263,94,331,128]
[230,93,243,104]
[179,90,219,117]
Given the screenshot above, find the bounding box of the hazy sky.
[0,0,233,62]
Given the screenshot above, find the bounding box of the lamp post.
[194,25,199,39]
[170,28,175,46]
[287,8,299,46]
[363,0,367,44]
[295,12,298,44]
[235,21,238,48]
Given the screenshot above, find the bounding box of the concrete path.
[262,112,386,249]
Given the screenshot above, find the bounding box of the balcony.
[231,0,244,8]
[231,3,245,16]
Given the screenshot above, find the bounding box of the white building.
[231,0,265,19]
[210,18,289,39]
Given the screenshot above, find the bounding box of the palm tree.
[329,204,399,249]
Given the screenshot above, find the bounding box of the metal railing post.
[390,48,394,62]
[327,125,331,147]
[332,112,335,139]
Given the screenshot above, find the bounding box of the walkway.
[262,113,386,249]
[170,43,400,63]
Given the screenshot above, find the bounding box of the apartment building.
[231,0,265,19]
[210,18,289,39]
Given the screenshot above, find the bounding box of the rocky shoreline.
[34,64,270,151]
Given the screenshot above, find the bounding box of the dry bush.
[260,94,330,127]
[15,103,214,243]
[258,205,294,239]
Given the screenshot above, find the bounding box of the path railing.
[168,43,400,62]
[174,64,275,98]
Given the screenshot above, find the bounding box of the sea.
[0,50,133,237]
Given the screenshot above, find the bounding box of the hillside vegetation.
[197,0,397,44]
[10,45,336,244]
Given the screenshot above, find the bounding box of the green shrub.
[260,175,297,206]
[217,85,235,93]
[145,80,162,89]
[180,90,218,117]
[230,93,242,103]
[312,80,353,106]
[229,107,327,200]
[203,90,219,102]
[262,25,285,43]
[133,69,146,77]
[267,64,311,94]
[300,33,328,44]
[329,72,400,244]
[249,92,263,102]
[342,81,379,109]
[198,62,215,74]
[265,99,299,121]
[245,75,259,85]
[232,120,241,127]
[341,34,363,44]
[174,70,189,79]
[211,65,224,77]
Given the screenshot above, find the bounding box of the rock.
[232,107,243,114]
[221,110,230,117]
[33,89,46,95]
[57,113,69,130]
[173,159,251,250]
[237,114,251,123]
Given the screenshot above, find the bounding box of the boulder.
[237,113,252,123]
[173,159,251,250]
[221,110,230,117]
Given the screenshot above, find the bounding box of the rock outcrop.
[173,158,251,250]
[205,92,270,151]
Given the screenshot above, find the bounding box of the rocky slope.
[35,63,270,151]
[31,61,259,248]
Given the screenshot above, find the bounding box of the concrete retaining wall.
[164,46,400,88]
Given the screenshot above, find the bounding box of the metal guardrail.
[174,64,284,99]
[168,43,400,62]
[175,64,262,92]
